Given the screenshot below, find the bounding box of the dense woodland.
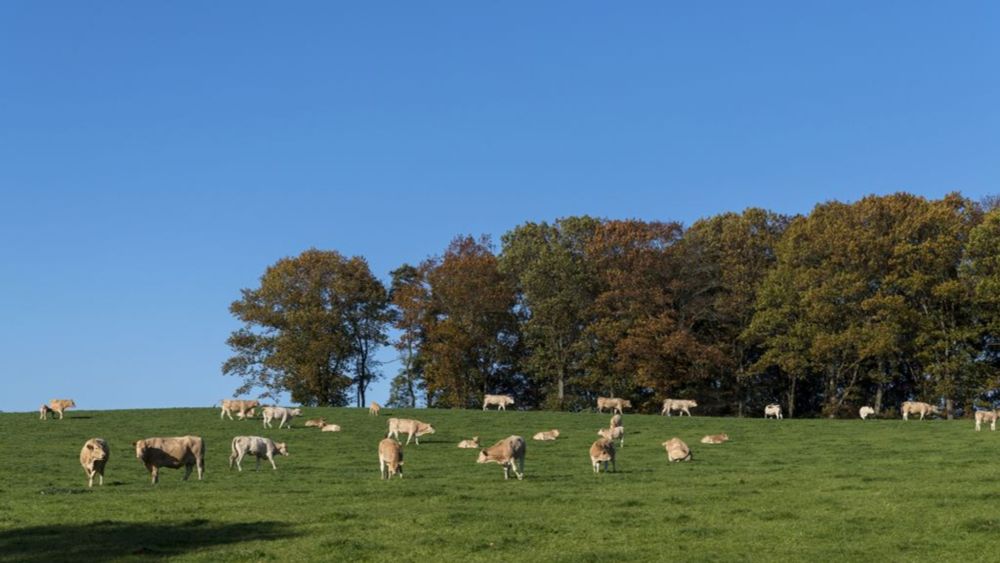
[223,192,1000,418]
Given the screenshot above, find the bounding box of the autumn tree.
[387,263,431,408]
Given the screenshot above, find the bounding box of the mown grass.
[0,407,997,562]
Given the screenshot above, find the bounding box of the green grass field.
[1,407,998,562]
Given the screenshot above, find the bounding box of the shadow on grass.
[0,519,298,561]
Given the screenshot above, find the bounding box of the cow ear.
[86,444,93,450]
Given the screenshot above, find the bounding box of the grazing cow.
[369,401,381,416]
[229,436,288,471]
[262,406,302,429]
[700,433,729,444]
[48,399,76,420]
[589,438,616,474]
[596,397,631,414]
[387,418,435,445]
[597,426,625,448]
[901,401,939,420]
[483,394,515,411]
[764,404,783,419]
[662,437,692,462]
[321,424,342,432]
[532,429,560,441]
[859,406,875,420]
[132,436,205,485]
[457,436,480,448]
[661,399,698,417]
[378,438,404,480]
[39,404,53,420]
[219,399,260,421]
[610,414,622,428]
[974,410,998,432]
[477,435,526,480]
[304,418,327,428]
[79,438,110,487]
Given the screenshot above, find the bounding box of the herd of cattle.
[41,394,999,488]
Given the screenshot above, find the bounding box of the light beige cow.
[229,436,288,471]
[378,438,404,479]
[589,438,616,474]
[304,418,327,428]
[262,406,302,429]
[48,399,76,420]
[477,435,526,480]
[859,406,875,420]
[369,401,382,416]
[483,394,515,411]
[610,414,622,428]
[79,438,110,487]
[532,429,560,441]
[39,404,53,420]
[387,418,435,445]
[133,436,205,485]
[661,399,698,416]
[597,397,631,414]
[457,436,480,448]
[700,433,729,444]
[219,399,260,420]
[662,437,692,462]
[598,426,625,448]
[901,401,939,420]
[975,410,998,432]
[764,403,783,419]
[321,424,342,432]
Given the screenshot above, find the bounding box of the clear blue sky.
[2,2,997,411]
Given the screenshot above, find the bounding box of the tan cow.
[378,438,404,479]
[321,424,342,432]
[477,435,526,480]
[39,404,53,420]
[532,429,560,441]
[483,394,515,411]
[764,403,783,419]
[700,433,729,444]
[598,426,625,448]
[901,401,939,420]
[262,406,302,429]
[859,406,875,420]
[662,437,692,462]
[48,399,76,420]
[387,418,435,445]
[975,410,998,432]
[661,399,698,417]
[369,401,382,416]
[229,436,288,471]
[610,414,622,428]
[596,397,631,414]
[219,399,260,420]
[133,436,205,485]
[304,418,327,428]
[457,436,480,448]
[589,438,616,474]
[79,438,110,487]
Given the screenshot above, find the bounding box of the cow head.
[68,400,77,408]
[929,405,941,415]
[290,408,302,417]
[476,450,490,464]
[622,400,632,409]
[86,441,107,461]
[417,423,435,436]
[689,400,698,408]
[551,430,560,438]
[275,442,289,456]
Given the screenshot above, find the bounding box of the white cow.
[859,406,875,420]
[661,399,698,416]
[229,436,289,471]
[483,394,515,411]
[262,406,302,429]
[975,410,998,432]
[901,401,939,421]
[764,403,783,419]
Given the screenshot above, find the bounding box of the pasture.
[1,407,997,561]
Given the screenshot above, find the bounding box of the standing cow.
[378,438,404,479]
[901,401,939,420]
[369,401,382,416]
[596,397,631,414]
[229,436,289,471]
[219,399,260,421]
[387,418,435,445]
[661,399,698,416]
[79,438,110,487]
[47,399,76,420]
[483,394,515,411]
[262,406,302,429]
[975,410,998,432]
[764,404,783,419]
[477,435,526,480]
[589,438,616,474]
[133,436,205,485]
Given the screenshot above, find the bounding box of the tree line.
[223,192,1000,418]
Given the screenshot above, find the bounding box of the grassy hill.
[1,407,997,561]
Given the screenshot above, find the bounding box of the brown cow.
[457,436,480,448]
[79,438,110,487]
[378,438,404,479]
[304,418,327,428]
[901,401,939,420]
[477,435,526,480]
[387,418,435,445]
[700,433,729,444]
[219,399,260,421]
[662,437,692,462]
[48,399,76,420]
[532,430,560,441]
[596,397,631,414]
[133,436,205,485]
[589,438,616,474]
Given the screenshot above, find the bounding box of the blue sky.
[2,2,997,411]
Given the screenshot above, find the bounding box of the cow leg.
[405,433,413,446]
[992,420,997,431]
[483,403,488,411]
[150,467,159,485]
[503,464,510,480]
[183,464,193,481]
[976,421,982,431]
[98,471,103,486]
[256,455,262,471]
[236,452,244,472]
[380,458,387,480]
[87,470,94,488]
[197,459,204,480]
[269,454,277,470]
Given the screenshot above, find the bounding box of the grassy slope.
[0,407,998,562]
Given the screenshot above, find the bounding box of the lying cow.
[975,410,998,432]
[598,426,625,448]
[661,399,698,417]
[457,436,480,448]
[477,435,526,480]
[764,404,783,419]
[662,437,692,462]
[483,394,515,411]
[901,401,939,420]
[219,399,260,420]
[859,406,875,420]
[262,406,302,429]
[369,401,381,416]
[532,429,560,441]
[700,433,729,444]
[321,424,342,432]
[304,418,327,428]
[48,399,76,420]
[589,438,616,474]
[596,397,631,414]
[378,438,403,479]
[80,438,110,487]
[387,418,435,445]
[133,436,205,485]
[229,436,288,471]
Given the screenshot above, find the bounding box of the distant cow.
[901,401,939,420]
[304,418,326,428]
[596,397,631,414]
[457,436,480,448]
[483,394,515,411]
[378,438,404,480]
[262,406,302,429]
[700,433,729,444]
[235,408,256,420]
[764,404,783,419]
[477,435,526,480]
[321,424,342,432]
[387,418,435,445]
[662,437,692,462]
[598,426,625,448]
[133,436,205,485]
[229,436,288,471]
[39,404,53,420]
[532,429,560,441]
[369,401,381,416]
[859,406,875,420]
[975,410,998,432]
[661,399,698,417]
[48,399,76,420]
[610,414,622,428]
[589,438,616,474]
[79,438,110,487]
[219,399,260,420]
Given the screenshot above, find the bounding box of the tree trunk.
[788,377,796,419]
[874,384,883,415]
[946,397,954,420]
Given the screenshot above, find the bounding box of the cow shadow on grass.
[0,519,298,562]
